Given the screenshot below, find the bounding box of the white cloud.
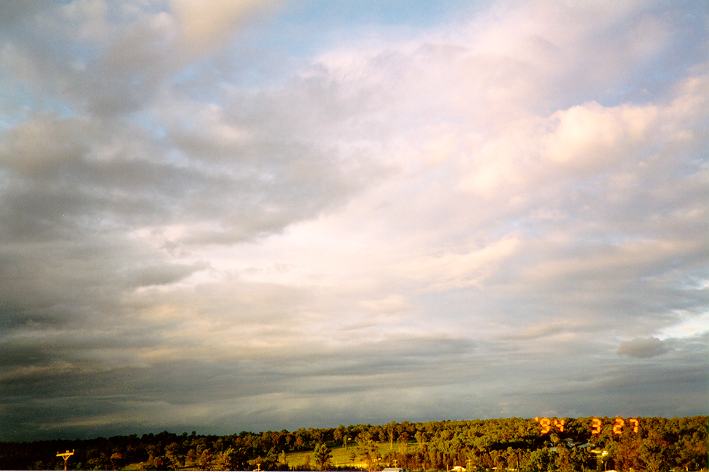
[1,0,707,439]
[543,102,659,167]
[359,295,412,315]
[658,311,709,340]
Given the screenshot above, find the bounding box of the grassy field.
[285,442,405,469]
[121,441,413,470]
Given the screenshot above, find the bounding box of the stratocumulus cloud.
[0,0,707,440]
[617,337,670,359]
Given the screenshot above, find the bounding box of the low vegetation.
[0,416,706,471]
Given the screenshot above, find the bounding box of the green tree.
[552,444,573,472]
[313,443,332,471]
[414,430,426,451]
[357,434,379,471]
[639,428,670,472]
[214,447,239,471]
[334,425,345,445]
[196,448,213,470]
[525,448,554,472]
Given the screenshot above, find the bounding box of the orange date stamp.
[534,417,640,435]
[591,417,639,435]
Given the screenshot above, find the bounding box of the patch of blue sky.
[0,106,29,132]
[278,0,484,36]
[125,113,201,168]
[0,81,76,131]
[585,3,707,108]
[275,0,482,59]
[174,0,486,92]
[129,109,168,141]
[202,0,705,111]
[168,58,245,102]
[43,100,76,121]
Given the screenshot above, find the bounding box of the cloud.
[359,295,411,314]
[617,337,671,358]
[171,0,278,54]
[0,0,707,440]
[543,102,658,168]
[0,1,279,119]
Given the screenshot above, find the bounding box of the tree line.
[0,416,705,471]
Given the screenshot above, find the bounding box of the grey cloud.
[1,0,708,442]
[127,262,204,288]
[617,337,671,358]
[0,335,479,439]
[470,229,709,340]
[1,325,706,440]
[281,336,477,380]
[476,334,709,418]
[0,103,372,244]
[0,1,281,121]
[79,35,175,117]
[0,3,176,119]
[0,1,45,28]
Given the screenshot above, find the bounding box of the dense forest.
[0,416,706,471]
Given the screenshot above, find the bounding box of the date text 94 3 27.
[534,417,640,435]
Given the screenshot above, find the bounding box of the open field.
[285,442,410,469]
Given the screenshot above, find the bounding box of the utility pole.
[56,450,75,471]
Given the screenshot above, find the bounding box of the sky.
[0,0,707,441]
